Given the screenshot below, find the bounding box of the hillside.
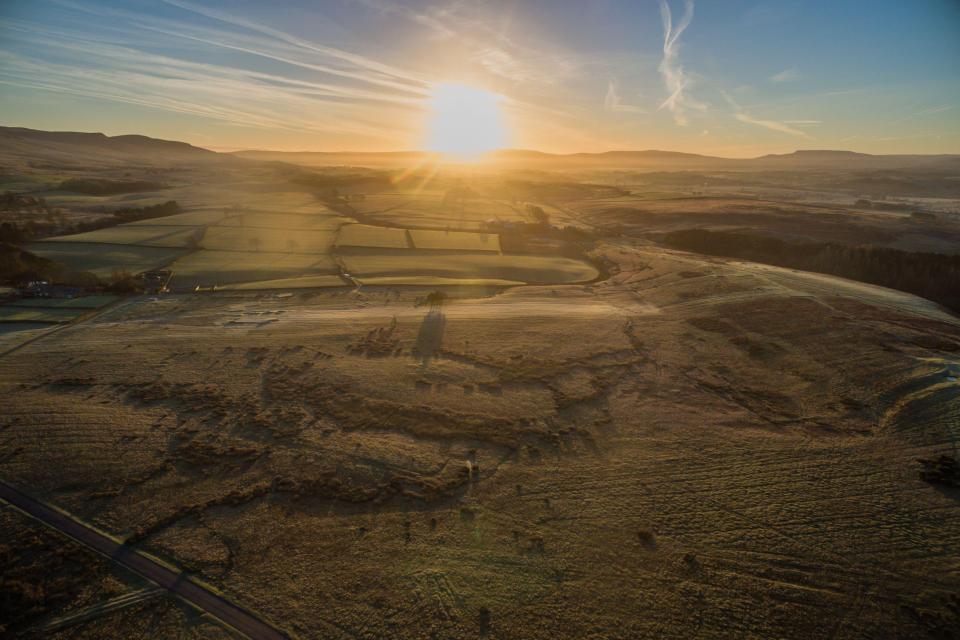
[232,147,960,172]
[0,126,220,169]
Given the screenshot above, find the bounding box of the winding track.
[0,480,290,640]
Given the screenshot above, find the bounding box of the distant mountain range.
[231,147,960,172]
[0,126,216,168]
[2,126,958,173]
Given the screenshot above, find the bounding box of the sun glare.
[425,83,507,160]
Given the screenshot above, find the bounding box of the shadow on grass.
[414,308,446,368]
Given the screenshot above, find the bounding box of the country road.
[0,481,290,640]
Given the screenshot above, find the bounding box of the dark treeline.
[0,200,181,242]
[58,178,167,195]
[0,242,99,288]
[0,192,52,212]
[105,199,182,223]
[661,229,960,314]
[0,243,140,292]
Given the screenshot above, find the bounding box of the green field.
[168,250,338,288]
[45,225,203,248]
[356,275,523,286]
[346,194,415,214]
[364,196,528,230]
[0,306,86,323]
[216,212,347,230]
[336,224,410,249]
[125,210,229,227]
[409,228,500,251]
[201,226,336,254]
[23,185,594,289]
[342,251,598,284]
[25,242,188,277]
[218,274,348,290]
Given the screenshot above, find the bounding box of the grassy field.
[44,225,203,248]
[409,228,500,251]
[370,203,528,230]
[336,223,410,249]
[16,174,601,290]
[342,251,598,284]
[24,242,188,277]
[125,210,229,227]
[349,192,532,230]
[201,226,336,254]
[216,212,347,230]
[0,306,86,323]
[218,274,347,290]
[168,249,338,288]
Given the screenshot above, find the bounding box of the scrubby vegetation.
[1,200,182,241]
[1,191,56,215]
[661,228,960,313]
[0,514,111,636]
[0,242,99,287]
[918,455,960,487]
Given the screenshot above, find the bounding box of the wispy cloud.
[160,0,427,88]
[604,78,644,113]
[722,90,813,138]
[658,0,704,126]
[0,8,425,145]
[770,67,799,82]
[350,0,581,86]
[734,113,810,137]
[911,104,954,118]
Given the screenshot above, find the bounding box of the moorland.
[1,126,959,639]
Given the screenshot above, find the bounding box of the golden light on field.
[424,83,507,160]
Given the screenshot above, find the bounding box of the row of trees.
[0,242,98,288]
[0,200,181,242]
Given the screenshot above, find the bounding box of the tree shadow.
[414,307,446,368]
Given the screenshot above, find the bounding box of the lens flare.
[425,83,507,159]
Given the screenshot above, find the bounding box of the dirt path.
[0,480,291,640]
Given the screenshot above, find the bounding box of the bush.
[105,268,142,294]
[918,456,959,487]
[0,243,100,288]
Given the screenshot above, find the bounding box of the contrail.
[658,0,701,125]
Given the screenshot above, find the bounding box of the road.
[0,480,290,640]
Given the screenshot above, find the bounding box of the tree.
[526,204,550,227]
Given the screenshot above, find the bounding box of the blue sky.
[1,0,958,155]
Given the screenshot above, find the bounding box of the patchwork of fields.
[26,191,598,290]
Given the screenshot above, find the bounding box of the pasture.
[409,228,500,251]
[45,225,203,248]
[25,242,188,277]
[336,223,410,249]
[26,179,599,290]
[200,226,336,254]
[218,274,347,290]
[341,251,598,284]
[168,249,338,288]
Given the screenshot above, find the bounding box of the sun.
[425,83,507,160]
